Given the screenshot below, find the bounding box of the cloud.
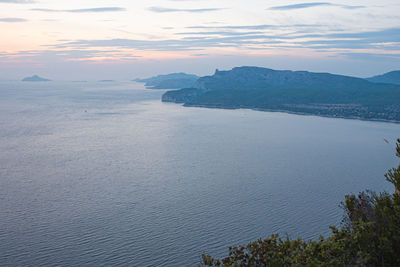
[31,7,126,13]
[0,17,27,22]
[176,31,264,36]
[49,33,305,54]
[148,6,224,13]
[291,28,400,51]
[43,27,400,55]
[339,52,400,61]
[0,0,33,3]
[301,28,400,43]
[187,24,275,30]
[186,24,324,30]
[269,2,364,10]
[0,49,141,63]
[54,38,207,51]
[3,24,398,64]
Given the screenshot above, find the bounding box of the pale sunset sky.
[0,0,399,80]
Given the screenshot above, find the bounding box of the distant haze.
[0,0,399,80]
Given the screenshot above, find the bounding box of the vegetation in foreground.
[201,139,400,267]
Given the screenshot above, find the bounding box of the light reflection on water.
[0,81,399,266]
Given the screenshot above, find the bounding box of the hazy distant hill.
[22,75,51,82]
[162,66,400,122]
[134,73,199,89]
[366,71,400,85]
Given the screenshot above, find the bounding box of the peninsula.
[162,67,400,122]
[134,72,199,89]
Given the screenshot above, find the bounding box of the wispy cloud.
[339,52,400,60]
[0,49,141,63]
[0,17,27,22]
[2,18,399,63]
[42,27,400,55]
[298,28,400,47]
[31,7,126,13]
[148,6,224,13]
[186,24,324,30]
[269,2,364,10]
[176,31,264,36]
[47,34,299,53]
[0,0,33,3]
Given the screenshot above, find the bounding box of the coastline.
[178,102,400,124]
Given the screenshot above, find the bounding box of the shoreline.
[177,102,400,124]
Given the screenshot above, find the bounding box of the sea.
[0,81,399,266]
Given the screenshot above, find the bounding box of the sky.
[0,0,399,80]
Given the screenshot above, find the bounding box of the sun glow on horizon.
[0,0,399,79]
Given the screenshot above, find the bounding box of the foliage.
[200,139,400,267]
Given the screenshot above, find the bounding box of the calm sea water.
[0,81,399,266]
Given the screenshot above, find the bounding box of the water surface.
[0,81,399,266]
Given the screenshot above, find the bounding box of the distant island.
[134,72,199,89]
[22,75,51,82]
[99,80,115,82]
[162,67,400,122]
[366,71,400,85]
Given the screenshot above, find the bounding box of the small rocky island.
[134,72,199,89]
[22,75,51,82]
[162,66,400,122]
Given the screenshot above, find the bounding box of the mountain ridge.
[134,72,199,89]
[366,71,400,85]
[162,66,400,122]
